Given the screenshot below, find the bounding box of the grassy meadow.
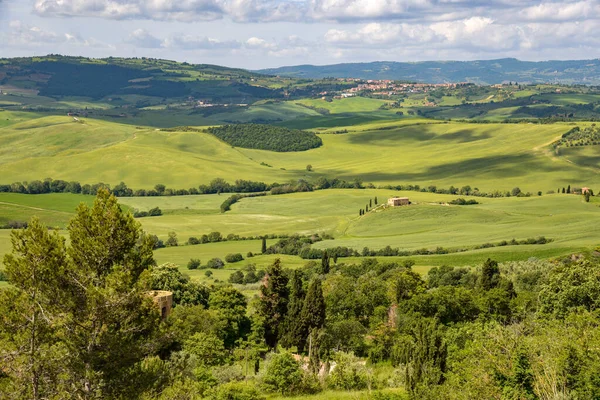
[0,114,596,193]
[2,189,598,287]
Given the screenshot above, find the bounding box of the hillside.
[0,114,596,193]
[258,58,600,84]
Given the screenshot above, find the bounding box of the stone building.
[387,197,410,207]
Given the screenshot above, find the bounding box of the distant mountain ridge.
[257,58,600,85]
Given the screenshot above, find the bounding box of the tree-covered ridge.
[554,125,600,149]
[206,124,323,152]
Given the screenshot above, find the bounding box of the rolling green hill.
[0,115,595,192]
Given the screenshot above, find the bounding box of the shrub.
[205,381,265,400]
[205,270,213,278]
[262,352,304,395]
[188,236,200,245]
[187,258,201,270]
[166,232,178,247]
[225,253,244,263]
[206,258,225,269]
[247,252,254,258]
[0,269,7,281]
[228,271,244,284]
[148,206,162,216]
[327,352,371,391]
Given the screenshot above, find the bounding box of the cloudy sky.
[0,0,599,69]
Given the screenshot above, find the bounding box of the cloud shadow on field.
[327,153,563,183]
[347,125,492,145]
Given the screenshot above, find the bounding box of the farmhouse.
[388,197,410,207]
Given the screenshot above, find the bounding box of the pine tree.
[1,218,68,399]
[258,259,289,350]
[261,237,267,254]
[0,190,161,399]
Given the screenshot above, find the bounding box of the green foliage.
[0,189,163,399]
[205,381,265,400]
[262,352,304,395]
[229,270,244,284]
[166,231,178,247]
[187,258,201,270]
[209,286,251,348]
[225,253,244,263]
[207,124,322,152]
[538,259,600,318]
[184,332,228,367]
[301,279,326,333]
[258,259,289,349]
[150,263,210,307]
[327,352,372,391]
[393,318,447,397]
[206,258,225,269]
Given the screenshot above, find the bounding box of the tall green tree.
[261,237,267,254]
[60,189,161,398]
[480,258,500,291]
[321,251,330,275]
[258,259,289,350]
[0,190,162,399]
[209,286,251,348]
[0,218,68,400]
[280,271,307,351]
[301,279,326,333]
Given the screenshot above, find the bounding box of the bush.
[247,252,254,258]
[188,236,200,245]
[327,352,371,391]
[205,381,265,400]
[166,232,178,247]
[228,271,244,284]
[261,352,304,395]
[187,258,201,270]
[225,253,244,263]
[205,270,213,278]
[0,269,7,281]
[206,258,225,269]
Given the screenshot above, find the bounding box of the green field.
[2,189,598,282]
[0,115,595,193]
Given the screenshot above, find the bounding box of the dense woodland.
[206,124,323,152]
[2,191,600,399]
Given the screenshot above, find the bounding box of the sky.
[1,0,600,69]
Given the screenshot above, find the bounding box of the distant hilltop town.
[318,79,469,99]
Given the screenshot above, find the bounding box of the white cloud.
[162,35,242,50]
[2,20,114,49]
[127,29,162,48]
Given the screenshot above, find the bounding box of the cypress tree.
[562,187,566,193]
[300,279,326,334]
[375,196,378,205]
[261,237,267,254]
[280,271,307,351]
[480,258,500,291]
[567,185,571,194]
[258,259,289,350]
[321,250,330,274]
[370,199,372,207]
